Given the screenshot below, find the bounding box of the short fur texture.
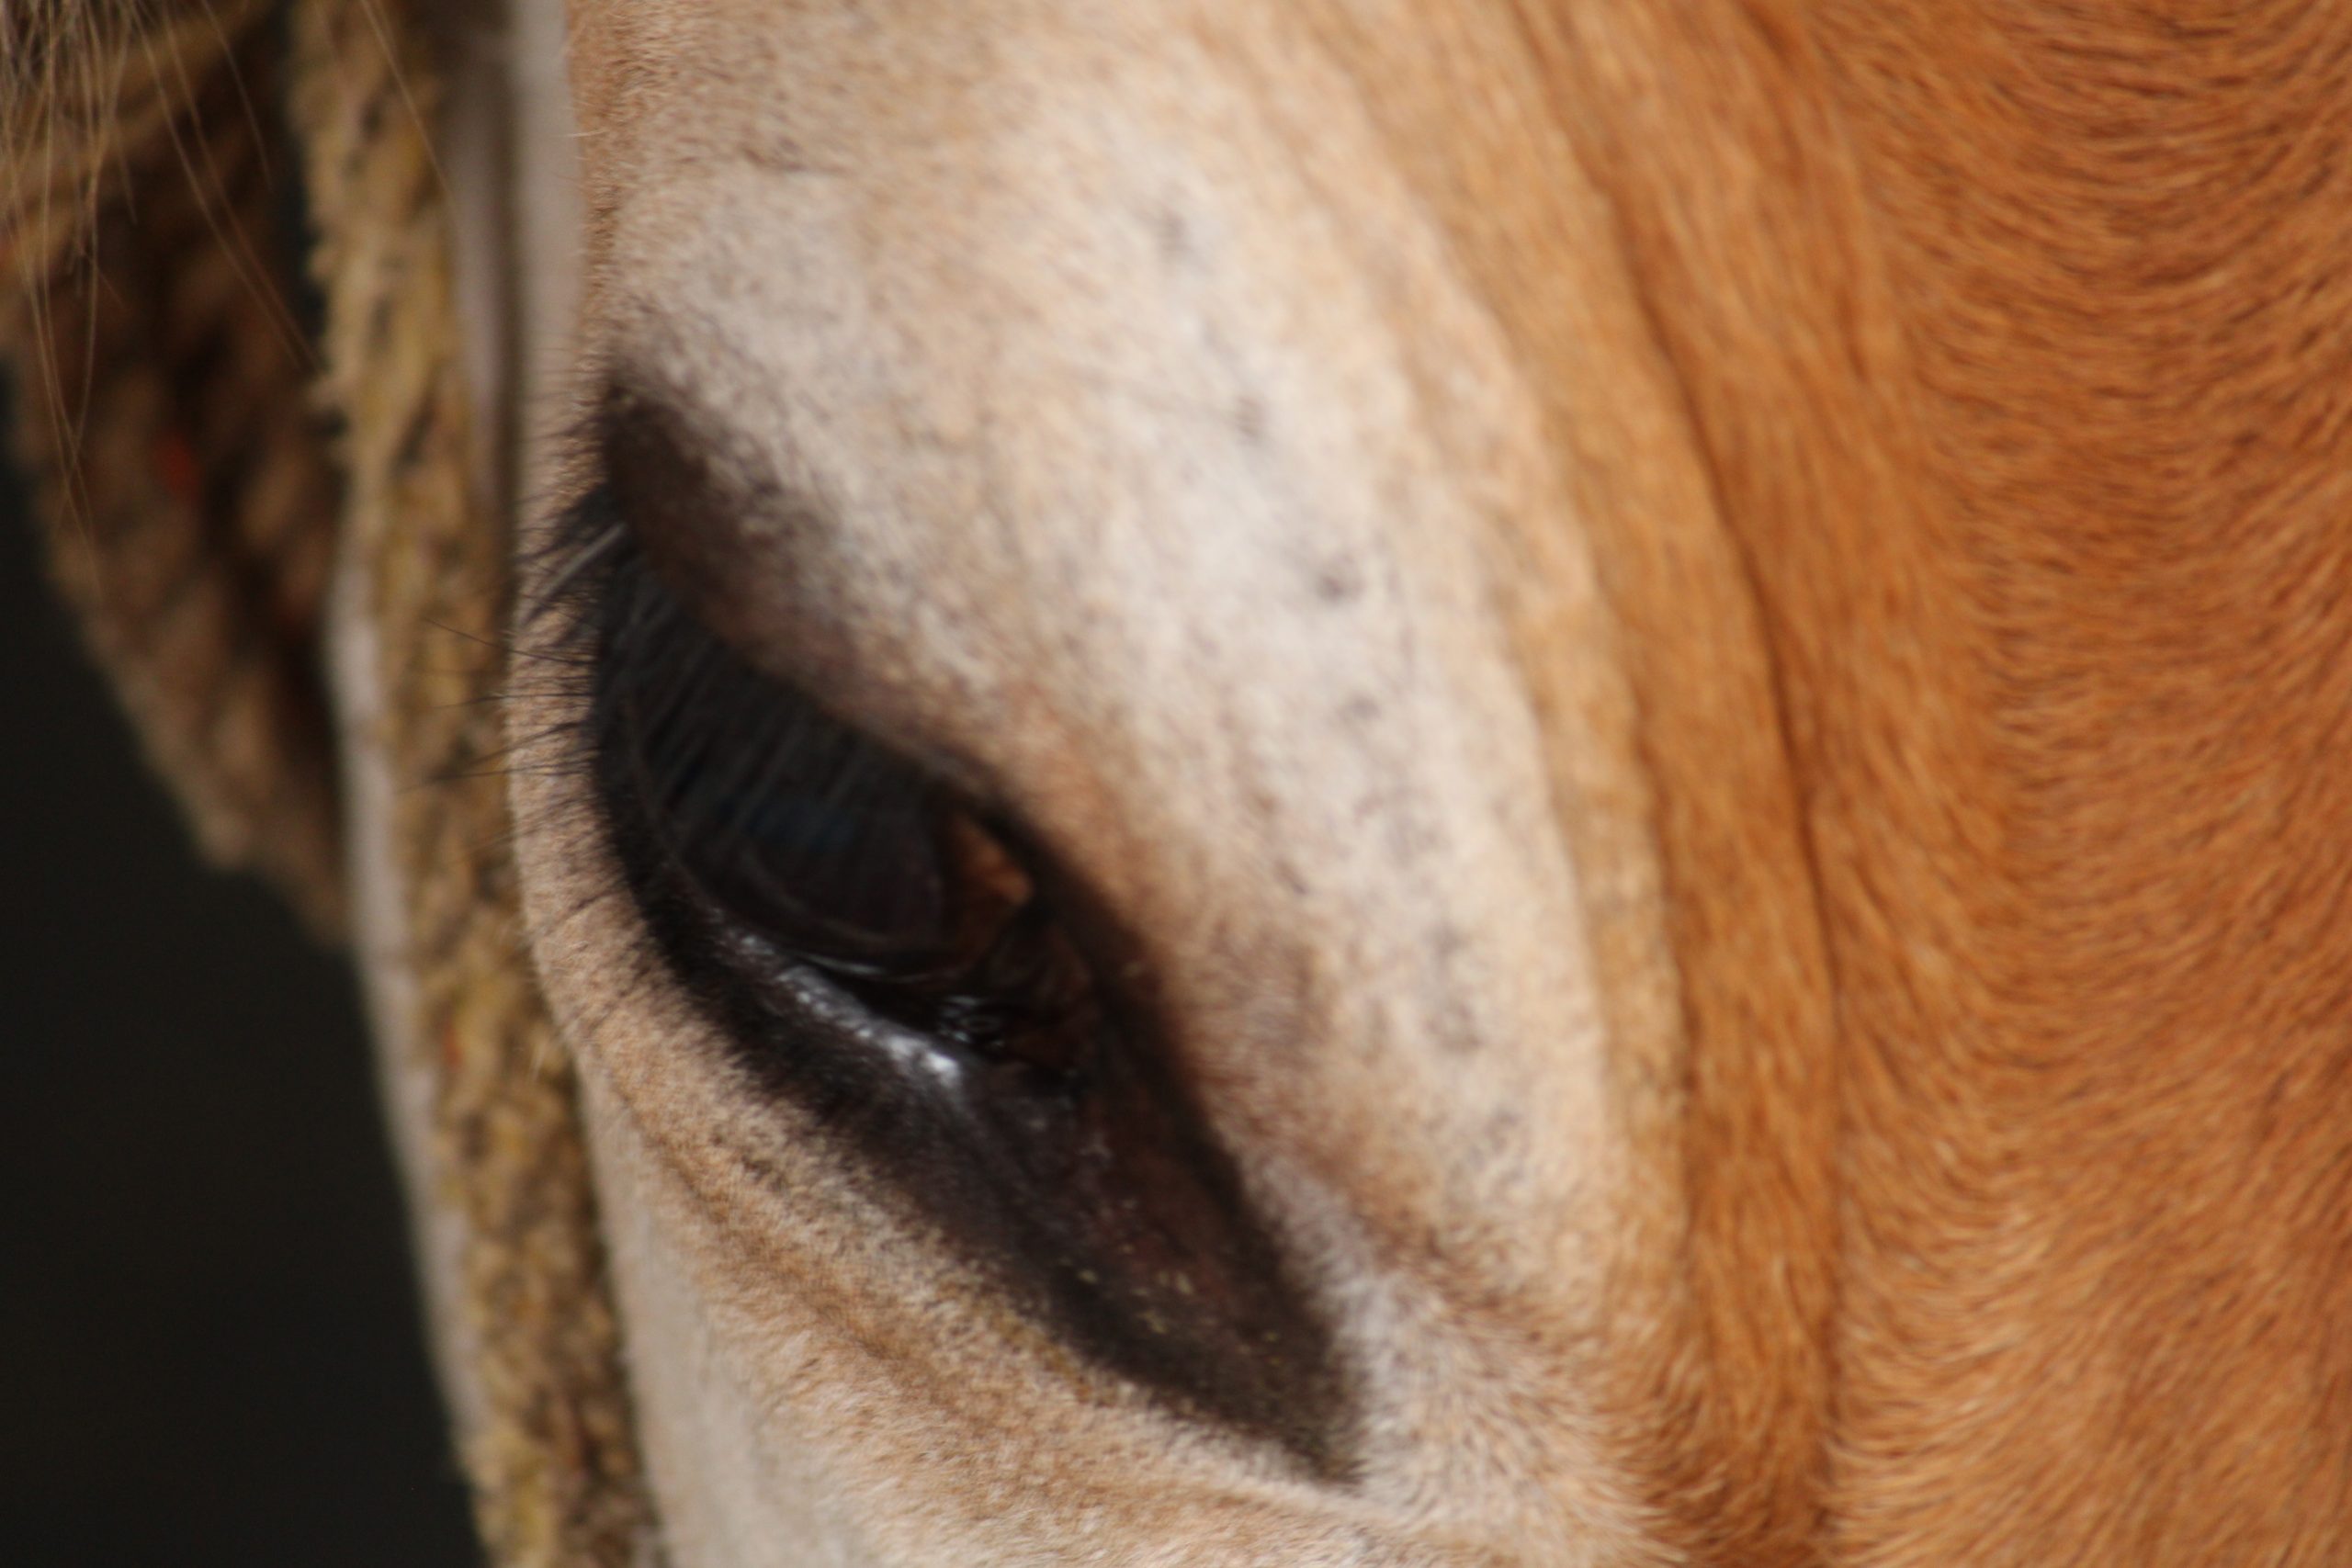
[19,1,2352,1564]
[531,2,2352,1561]
[3,5,651,1562]
[2,0,344,928]
[288,4,652,1558]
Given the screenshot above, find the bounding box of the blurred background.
[0,461,479,1561]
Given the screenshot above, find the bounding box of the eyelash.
[578,496,1100,1077]
[523,484,1349,1472]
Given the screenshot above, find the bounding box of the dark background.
[1,471,479,1560]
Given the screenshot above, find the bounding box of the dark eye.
[560,487,1346,1470]
[596,542,1098,1077]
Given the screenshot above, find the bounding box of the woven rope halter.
[1,3,650,1560]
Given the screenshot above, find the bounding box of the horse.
[10,1,2352,1562]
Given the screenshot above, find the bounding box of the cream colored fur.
[489,0,2352,1561]
[20,0,2352,1561]
[508,2,1665,1561]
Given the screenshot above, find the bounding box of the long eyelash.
[499,491,662,983]
[528,488,946,955]
[534,519,627,610]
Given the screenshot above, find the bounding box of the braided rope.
[286,4,650,1559]
[2,4,652,1561]
[2,0,344,930]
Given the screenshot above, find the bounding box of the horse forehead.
[574,0,1571,783]
[555,0,1628,1258]
[576,0,1500,446]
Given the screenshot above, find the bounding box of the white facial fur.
[501,3,1667,1562]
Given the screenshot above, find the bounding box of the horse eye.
[590,512,1098,1077]
[633,709,951,958]
[560,487,1345,1468]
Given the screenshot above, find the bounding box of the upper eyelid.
[564,376,1003,787]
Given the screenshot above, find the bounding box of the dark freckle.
[1426,926,1483,1056]
[1233,396,1268,446]
[1338,694,1380,727]
[1157,209,1191,261]
[744,136,839,177]
[1313,557,1363,604]
[737,1150,788,1188]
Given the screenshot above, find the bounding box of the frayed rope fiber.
[0,4,652,1562]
